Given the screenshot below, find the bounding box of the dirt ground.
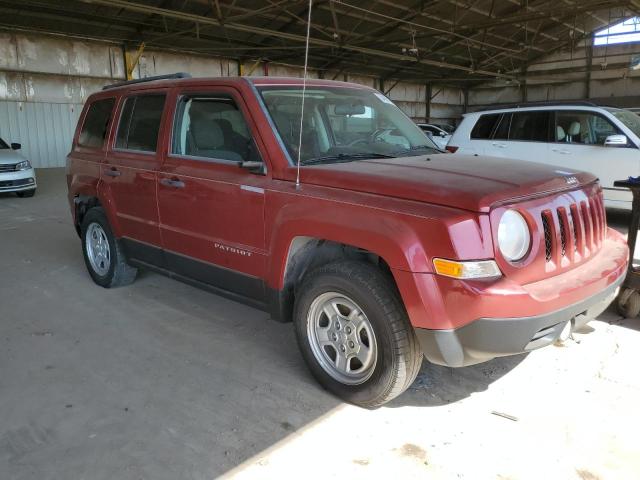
[1,169,639,480]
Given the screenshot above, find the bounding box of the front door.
[103,92,167,263]
[547,110,639,209]
[157,88,269,302]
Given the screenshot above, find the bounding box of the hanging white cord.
[295,0,313,189]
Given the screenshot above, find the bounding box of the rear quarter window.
[470,114,501,139]
[78,98,115,148]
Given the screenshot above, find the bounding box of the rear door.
[487,110,552,163]
[103,91,167,263]
[157,87,269,303]
[548,110,638,208]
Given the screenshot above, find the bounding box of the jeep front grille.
[541,212,553,262]
[540,192,606,264]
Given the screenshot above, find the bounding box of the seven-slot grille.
[540,192,606,264]
[0,163,17,172]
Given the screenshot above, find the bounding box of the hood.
[0,149,25,165]
[298,154,597,212]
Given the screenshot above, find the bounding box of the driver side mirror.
[238,139,265,174]
[605,134,628,147]
[11,143,21,150]
[238,160,264,174]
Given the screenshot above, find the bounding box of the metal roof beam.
[76,0,515,78]
[446,0,630,32]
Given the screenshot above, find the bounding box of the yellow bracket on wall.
[245,58,262,76]
[125,42,146,80]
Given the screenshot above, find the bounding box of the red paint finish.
[395,228,627,330]
[67,76,628,332]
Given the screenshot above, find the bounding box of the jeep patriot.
[66,74,628,407]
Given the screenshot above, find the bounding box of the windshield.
[258,86,440,164]
[0,138,8,149]
[611,109,640,139]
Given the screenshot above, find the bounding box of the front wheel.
[294,261,422,408]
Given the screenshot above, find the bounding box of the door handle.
[104,167,121,177]
[160,177,185,188]
[552,148,571,154]
[491,142,507,148]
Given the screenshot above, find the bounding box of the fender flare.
[266,213,432,291]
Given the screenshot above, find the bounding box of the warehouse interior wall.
[3,31,639,168]
[468,40,640,111]
[0,31,464,168]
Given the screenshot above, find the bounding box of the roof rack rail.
[477,100,600,111]
[102,72,192,90]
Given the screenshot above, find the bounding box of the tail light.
[445,145,458,153]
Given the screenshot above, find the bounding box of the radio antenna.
[295,0,313,190]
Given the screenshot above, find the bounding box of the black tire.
[616,288,640,319]
[294,261,422,408]
[16,189,36,198]
[80,207,137,288]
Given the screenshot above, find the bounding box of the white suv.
[447,103,640,209]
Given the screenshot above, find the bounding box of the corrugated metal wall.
[0,101,81,168]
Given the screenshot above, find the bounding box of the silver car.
[0,138,36,197]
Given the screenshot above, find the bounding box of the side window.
[493,113,511,140]
[555,111,621,145]
[115,94,166,152]
[470,114,500,139]
[509,111,550,142]
[172,95,254,162]
[78,98,115,148]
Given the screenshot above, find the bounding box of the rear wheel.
[294,261,422,408]
[81,207,137,288]
[16,189,35,198]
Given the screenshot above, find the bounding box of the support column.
[585,35,594,99]
[425,82,432,123]
[463,88,469,114]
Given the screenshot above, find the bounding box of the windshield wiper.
[392,144,441,155]
[302,152,396,165]
[408,145,440,151]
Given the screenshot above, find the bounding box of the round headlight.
[498,210,530,262]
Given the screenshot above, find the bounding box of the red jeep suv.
[67,73,628,407]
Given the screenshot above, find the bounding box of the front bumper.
[414,276,622,367]
[0,168,37,192]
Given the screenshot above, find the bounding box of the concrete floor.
[1,169,639,480]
